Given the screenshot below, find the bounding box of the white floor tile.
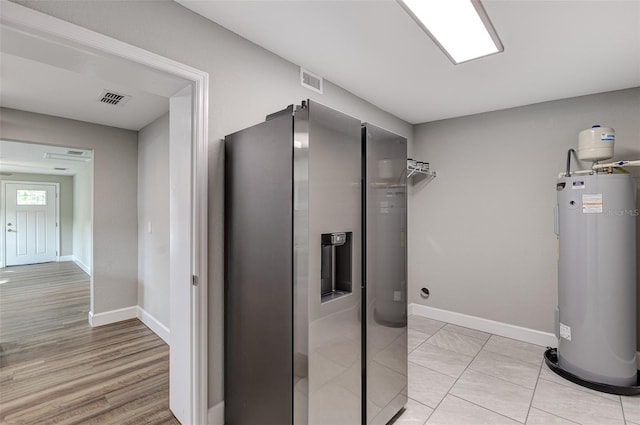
[531,379,625,425]
[408,316,446,336]
[408,361,456,408]
[526,407,579,424]
[622,395,640,423]
[538,365,621,402]
[426,329,485,357]
[401,317,639,425]
[483,335,545,366]
[443,323,491,342]
[409,343,473,378]
[425,395,520,425]
[469,349,540,389]
[393,398,433,425]
[450,369,534,423]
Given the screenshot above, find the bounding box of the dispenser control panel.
[322,232,346,246]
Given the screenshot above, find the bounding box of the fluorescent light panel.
[400,0,503,64]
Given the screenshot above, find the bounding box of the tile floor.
[397,315,639,425]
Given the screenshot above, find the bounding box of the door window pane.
[16,190,47,205]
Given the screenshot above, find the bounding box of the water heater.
[554,172,638,388]
[547,125,640,394]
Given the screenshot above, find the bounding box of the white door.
[4,183,57,266]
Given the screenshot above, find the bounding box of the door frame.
[0,3,209,424]
[1,180,60,267]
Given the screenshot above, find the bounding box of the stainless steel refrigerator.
[225,100,407,425]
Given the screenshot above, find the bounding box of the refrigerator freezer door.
[364,124,408,424]
[225,108,294,425]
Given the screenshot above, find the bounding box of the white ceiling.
[0,21,191,178]
[178,0,640,124]
[0,140,91,176]
[0,24,189,131]
[0,52,170,131]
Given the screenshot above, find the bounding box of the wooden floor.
[0,262,179,425]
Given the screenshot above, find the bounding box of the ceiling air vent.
[97,89,131,106]
[300,68,323,94]
[44,152,91,162]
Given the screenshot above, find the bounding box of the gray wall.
[11,0,413,407]
[73,161,92,273]
[0,172,73,257]
[137,113,170,328]
[411,88,640,350]
[0,107,138,315]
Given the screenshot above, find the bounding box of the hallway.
[0,261,178,424]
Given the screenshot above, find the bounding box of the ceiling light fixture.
[398,0,503,64]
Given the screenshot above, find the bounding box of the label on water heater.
[560,323,572,341]
[572,181,585,190]
[393,291,402,302]
[600,132,615,142]
[582,194,603,213]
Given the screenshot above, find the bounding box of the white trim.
[0,180,3,268]
[86,305,170,345]
[88,306,137,327]
[137,306,170,345]
[0,180,4,269]
[193,53,210,425]
[0,4,209,423]
[56,183,60,261]
[409,303,558,347]
[72,255,91,276]
[59,255,73,262]
[208,401,224,425]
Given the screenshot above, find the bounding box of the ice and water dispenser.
[320,232,352,302]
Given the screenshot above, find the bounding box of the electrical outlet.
[393,291,402,301]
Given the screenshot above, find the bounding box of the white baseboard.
[409,303,558,348]
[137,306,170,345]
[208,401,224,425]
[59,255,73,262]
[87,305,170,344]
[72,256,91,276]
[89,305,137,327]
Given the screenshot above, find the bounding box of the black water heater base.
[544,348,640,396]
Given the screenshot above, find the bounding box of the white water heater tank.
[578,125,615,162]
